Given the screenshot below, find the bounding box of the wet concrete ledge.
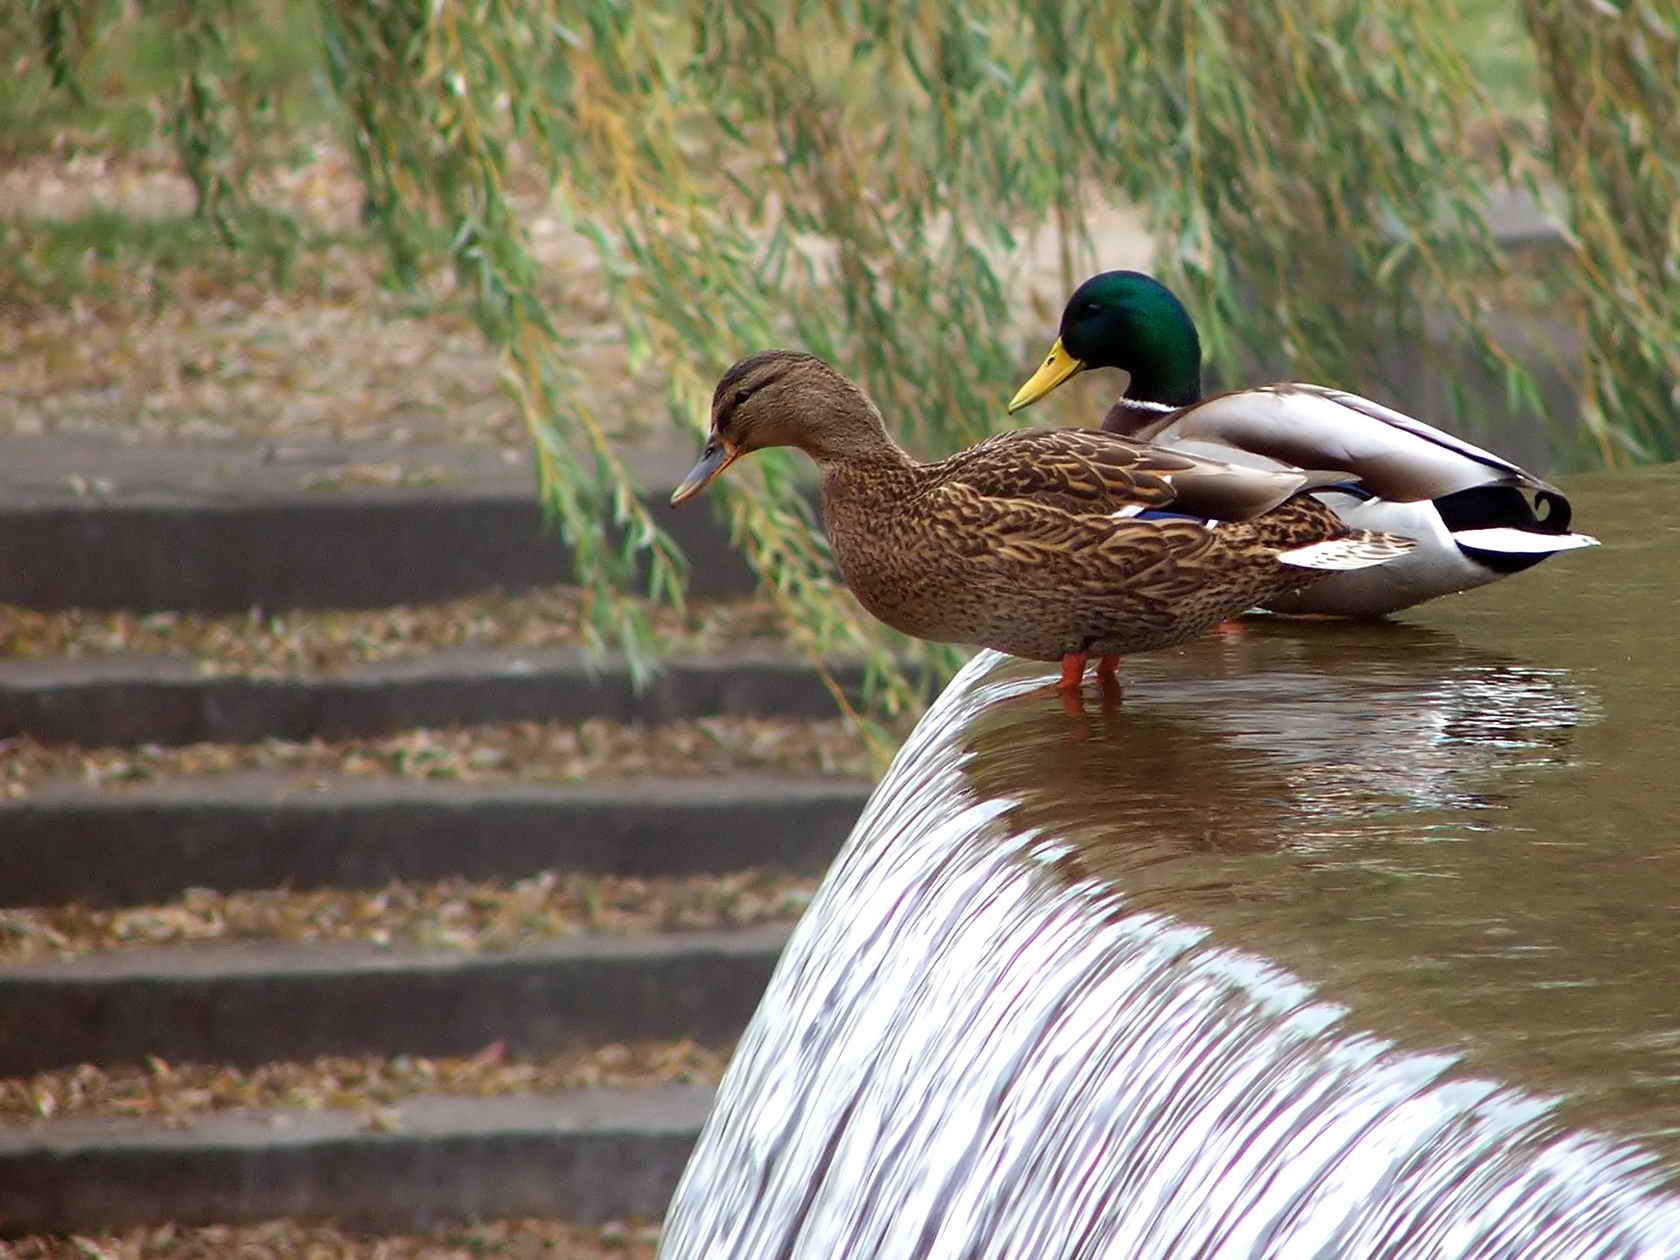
[0,1084,712,1235]
[0,924,789,1076]
[0,771,866,906]
[0,650,864,747]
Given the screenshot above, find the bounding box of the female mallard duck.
[1009,270,1598,617]
[672,350,1414,692]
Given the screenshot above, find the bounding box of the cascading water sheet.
[661,632,1680,1259]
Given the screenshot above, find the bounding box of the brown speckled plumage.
[671,351,1414,664]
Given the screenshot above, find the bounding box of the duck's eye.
[733,388,752,409]
[1081,301,1101,315]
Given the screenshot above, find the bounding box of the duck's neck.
[815,444,920,505]
[1103,347,1201,437]
[798,398,919,498]
[1103,394,1188,436]
[1124,356,1201,409]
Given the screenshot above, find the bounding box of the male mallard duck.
[671,350,1414,692]
[1009,270,1598,617]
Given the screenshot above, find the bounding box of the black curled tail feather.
[1435,484,1574,536]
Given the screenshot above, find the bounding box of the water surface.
[1095,462,1680,1156]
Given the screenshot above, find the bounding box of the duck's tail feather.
[1276,530,1417,571]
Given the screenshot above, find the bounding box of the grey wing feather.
[1144,385,1552,503]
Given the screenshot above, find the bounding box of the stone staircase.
[0,434,870,1236]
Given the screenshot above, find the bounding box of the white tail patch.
[1276,532,1416,571]
[1451,527,1600,554]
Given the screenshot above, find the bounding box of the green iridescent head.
[1010,271,1203,413]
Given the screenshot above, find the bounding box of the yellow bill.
[1008,337,1087,413]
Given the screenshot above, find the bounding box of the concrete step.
[0,771,866,906]
[0,1083,712,1235]
[0,490,755,612]
[0,649,862,747]
[0,434,757,612]
[0,924,789,1076]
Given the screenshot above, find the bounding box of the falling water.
[661,467,1680,1259]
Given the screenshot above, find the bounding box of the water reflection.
[962,622,1592,885]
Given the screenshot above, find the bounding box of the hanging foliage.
[1523,0,1680,465]
[12,0,1676,709]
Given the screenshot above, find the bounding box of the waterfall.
[661,643,1680,1259]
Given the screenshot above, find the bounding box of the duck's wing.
[1128,385,1553,503]
[936,427,1354,523]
